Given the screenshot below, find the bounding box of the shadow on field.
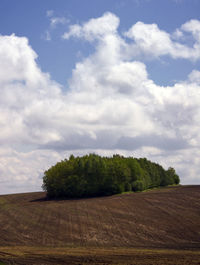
[29,193,113,203]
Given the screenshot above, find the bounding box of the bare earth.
[0,185,200,264]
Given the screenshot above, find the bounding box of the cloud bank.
[1,12,200,194]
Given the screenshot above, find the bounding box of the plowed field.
[0,185,200,264]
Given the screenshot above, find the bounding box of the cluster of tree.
[42,154,180,199]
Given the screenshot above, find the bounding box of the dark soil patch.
[0,185,200,264]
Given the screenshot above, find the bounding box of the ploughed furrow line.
[111,196,152,246]
[85,200,110,247]
[133,197,172,246]
[79,201,92,246]
[0,186,200,249]
[80,200,99,247]
[57,203,74,246]
[143,191,200,246]
[29,204,50,246]
[45,206,63,246]
[76,200,98,247]
[79,198,117,247]
[42,205,58,246]
[37,202,74,246]
[112,197,141,246]
[67,201,83,246]
[73,201,84,246]
[0,201,37,245]
[65,203,74,246]
[91,203,113,247]
[101,203,129,247]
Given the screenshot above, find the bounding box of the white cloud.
[62,12,119,41]
[125,22,174,56]
[172,29,184,40]
[1,13,200,194]
[124,20,200,60]
[46,9,68,27]
[50,17,68,28]
[188,70,200,83]
[181,19,200,42]
[44,10,69,41]
[0,147,64,194]
[64,14,200,60]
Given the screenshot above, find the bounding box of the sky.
[0,0,200,194]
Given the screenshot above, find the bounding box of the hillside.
[0,185,200,264]
[0,185,200,248]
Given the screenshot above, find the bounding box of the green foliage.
[42,154,180,198]
[132,180,145,192]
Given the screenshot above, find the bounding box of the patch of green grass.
[0,198,7,205]
[116,184,181,196]
[0,198,10,211]
[141,184,181,193]
[120,191,134,195]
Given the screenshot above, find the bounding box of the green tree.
[42,154,180,198]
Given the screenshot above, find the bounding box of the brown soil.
[0,185,200,264]
[0,246,200,265]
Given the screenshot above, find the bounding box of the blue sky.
[1,0,200,86]
[0,0,200,194]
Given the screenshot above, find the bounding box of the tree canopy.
[42,154,180,199]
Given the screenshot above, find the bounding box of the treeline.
[42,154,180,198]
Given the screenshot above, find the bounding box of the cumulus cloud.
[188,70,200,83]
[63,12,119,41]
[181,19,200,42]
[1,13,200,194]
[124,20,200,60]
[64,12,200,60]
